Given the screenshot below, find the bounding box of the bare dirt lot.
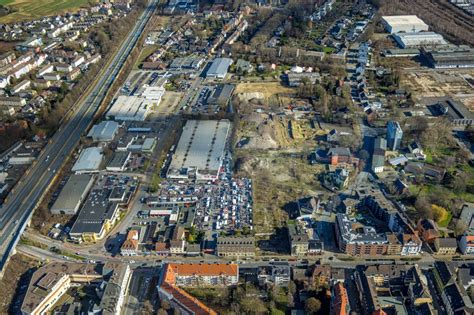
[235,151,325,234]
[402,70,474,99]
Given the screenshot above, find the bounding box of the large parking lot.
[139,150,253,234]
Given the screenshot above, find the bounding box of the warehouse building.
[381,15,429,34]
[69,189,121,243]
[432,97,474,126]
[71,147,103,173]
[168,120,230,181]
[393,32,447,49]
[207,84,234,107]
[87,121,120,142]
[169,57,204,70]
[106,85,164,121]
[50,174,95,215]
[106,151,131,172]
[420,45,474,69]
[106,96,151,121]
[205,58,233,79]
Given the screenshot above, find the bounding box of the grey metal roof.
[168,120,230,178]
[206,58,233,77]
[70,189,119,235]
[72,147,103,173]
[51,174,94,213]
[87,121,119,142]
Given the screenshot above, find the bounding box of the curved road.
[0,0,157,277]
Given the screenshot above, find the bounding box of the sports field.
[0,0,96,23]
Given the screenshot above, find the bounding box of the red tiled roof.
[160,263,234,315]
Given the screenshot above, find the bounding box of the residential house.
[417,219,439,244]
[120,229,139,256]
[312,265,331,288]
[216,236,255,258]
[435,238,458,255]
[459,234,474,255]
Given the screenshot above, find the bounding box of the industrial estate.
[0,0,473,314]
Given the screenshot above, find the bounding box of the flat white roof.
[72,147,103,172]
[382,15,428,27]
[106,95,150,121]
[140,85,165,101]
[168,120,230,178]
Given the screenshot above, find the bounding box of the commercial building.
[387,121,403,151]
[431,97,474,126]
[106,151,131,172]
[169,57,204,70]
[285,72,321,87]
[393,32,447,49]
[88,121,120,142]
[71,147,103,173]
[205,58,233,79]
[50,174,94,215]
[207,84,234,107]
[69,189,122,242]
[421,46,474,69]
[216,236,256,258]
[168,120,230,181]
[157,263,238,315]
[106,95,151,121]
[381,15,429,34]
[20,262,131,315]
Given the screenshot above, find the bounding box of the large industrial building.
[106,85,165,121]
[431,97,474,126]
[420,45,474,69]
[393,32,447,49]
[205,58,233,79]
[87,120,120,142]
[167,120,230,181]
[71,147,103,173]
[69,189,122,243]
[50,174,94,215]
[381,15,429,34]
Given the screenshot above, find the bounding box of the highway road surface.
[0,0,158,277]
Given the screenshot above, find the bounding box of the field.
[234,81,295,103]
[0,0,97,23]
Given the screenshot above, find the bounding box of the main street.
[0,0,158,277]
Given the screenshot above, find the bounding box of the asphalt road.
[0,0,158,276]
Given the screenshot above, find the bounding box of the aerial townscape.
[0,0,473,314]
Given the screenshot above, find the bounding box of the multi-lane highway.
[0,0,157,277]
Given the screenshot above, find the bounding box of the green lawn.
[0,0,97,23]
